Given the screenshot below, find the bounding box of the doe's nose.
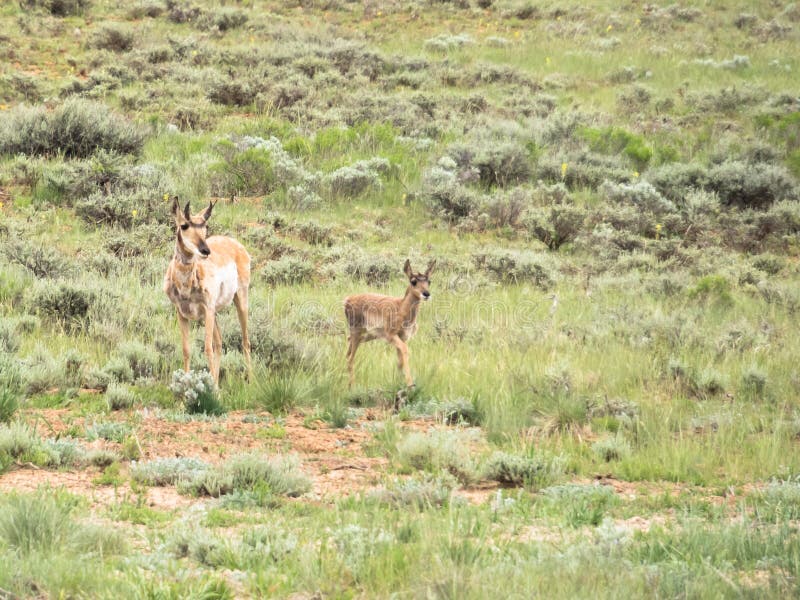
[422,291,430,298]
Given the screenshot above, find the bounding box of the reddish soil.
[0,408,398,510]
[0,408,767,514]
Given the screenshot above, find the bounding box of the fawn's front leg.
[390,335,413,387]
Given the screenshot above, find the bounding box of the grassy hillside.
[1,0,800,597]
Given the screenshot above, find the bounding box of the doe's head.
[171,196,215,258]
[403,259,436,301]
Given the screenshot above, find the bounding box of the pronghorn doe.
[163,197,252,384]
[344,259,435,387]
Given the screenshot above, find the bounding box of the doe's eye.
[180,223,189,230]
[411,279,417,286]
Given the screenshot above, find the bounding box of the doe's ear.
[183,201,192,221]
[425,260,436,277]
[201,199,216,223]
[403,259,413,279]
[171,196,182,223]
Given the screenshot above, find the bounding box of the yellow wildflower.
[545,56,551,65]
[561,162,568,179]
[607,24,613,32]
[132,209,138,219]
[163,193,169,201]
[633,171,640,178]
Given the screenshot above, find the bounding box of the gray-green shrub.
[0,99,145,158]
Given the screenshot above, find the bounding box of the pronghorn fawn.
[344,259,435,387]
[163,197,252,385]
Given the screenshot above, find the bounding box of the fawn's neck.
[399,286,422,325]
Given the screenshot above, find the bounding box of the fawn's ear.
[201,200,216,223]
[425,260,436,278]
[403,259,413,279]
[183,201,192,221]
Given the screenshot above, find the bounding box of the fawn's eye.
[411,279,417,286]
[180,223,189,230]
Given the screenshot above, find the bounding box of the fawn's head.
[171,196,215,258]
[404,259,436,301]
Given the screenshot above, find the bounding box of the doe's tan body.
[163,198,252,384]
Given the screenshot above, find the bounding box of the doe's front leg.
[204,307,219,384]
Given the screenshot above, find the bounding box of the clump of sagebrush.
[166,524,228,567]
[592,435,632,462]
[22,345,66,394]
[600,180,676,216]
[0,317,20,354]
[421,176,481,223]
[482,450,564,488]
[105,383,136,411]
[113,340,160,380]
[395,430,480,484]
[291,221,336,246]
[324,158,389,198]
[472,249,556,288]
[210,140,275,195]
[0,353,23,423]
[331,523,396,578]
[332,247,396,285]
[368,473,457,509]
[0,488,100,555]
[76,188,165,228]
[170,370,223,415]
[26,280,97,329]
[705,160,798,210]
[539,484,619,527]
[0,98,145,158]
[261,256,315,285]
[90,24,136,52]
[1,238,74,279]
[84,420,132,443]
[130,457,210,486]
[740,365,768,400]
[754,479,800,522]
[409,397,480,425]
[179,453,311,498]
[206,76,257,107]
[127,0,163,18]
[220,311,307,370]
[537,152,632,190]
[423,33,474,52]
[0,386,19,425]
[580,126,653,169]
[522,200,587,250]
[0,421,70,470]
[200,6,248,31]
[20,0,91,16]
